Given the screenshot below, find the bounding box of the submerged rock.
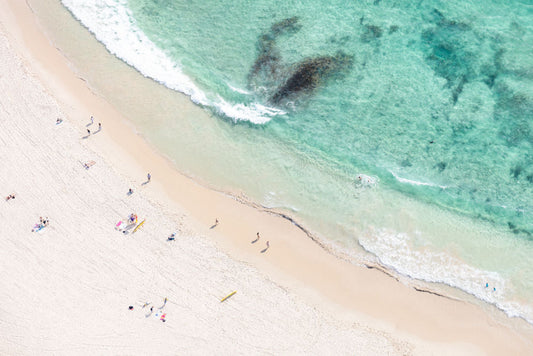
[270,16,301,36]
[361,24,383,42]
[421,9,485,105]
[270,52,353,104]
[248,18,302,91]
[249,17,353,106]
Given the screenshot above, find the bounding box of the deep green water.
[61,0,533,322]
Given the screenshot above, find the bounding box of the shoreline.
[29,0,533,326]
[2,0,533,354]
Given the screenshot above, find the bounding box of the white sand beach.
[1,0,532,355]
[0,26,406,355]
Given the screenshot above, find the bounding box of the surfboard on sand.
[220,291,237,302]
[133,219,146,233]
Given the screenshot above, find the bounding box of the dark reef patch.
[248,17,353,107]
[421,11,472,104]
[494,82,533,147]
[248,18,302,91]
[421,9,533,159]
[435,161,447,172]
[269,16,301,36]
[270,52,353,104]
[361,24,383,43]
[401,159,412,167]
[420,9,498,105]
[510,165,522,179]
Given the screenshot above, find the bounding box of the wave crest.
[359,227,533,324]
[61,0,282,124]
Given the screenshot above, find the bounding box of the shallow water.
[58,0,533,322]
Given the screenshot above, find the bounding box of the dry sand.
[1,0,532,354]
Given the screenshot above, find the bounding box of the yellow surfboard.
[133,219,146,233]
[220,291,236,302]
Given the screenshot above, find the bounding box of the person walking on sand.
[261,240,270,253]
[98,122,102,130]
[87,128,91,136]
[256,232,260,240]
[147,173,151,182]
[90,116,94,125]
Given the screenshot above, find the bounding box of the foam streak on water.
[389,170,448,189]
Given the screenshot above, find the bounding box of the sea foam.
[60,0,282,124]
[389,170,448,189]
[359,228,533,324]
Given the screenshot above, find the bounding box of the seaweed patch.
[420,9,496,105]
[270,52,353,104]
[248,17,353,107]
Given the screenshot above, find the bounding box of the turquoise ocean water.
[60,0,533,322]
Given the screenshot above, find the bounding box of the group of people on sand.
[112,172,153,233]
[40,216,50,226]
[6,191,51,232]
[114,213,141,234]
[85,116,102,136]
[128,297,168,322]
[254,231,270,252]
[5,190,51,232]
[32,216,50,232]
